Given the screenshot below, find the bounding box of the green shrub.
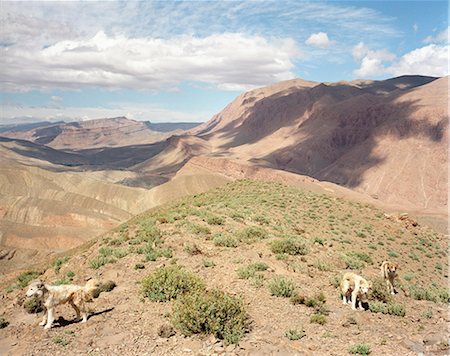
[313,260,333,271]
[16,271,40,289]
[369,301,387,314]
[53,257,69,273]
[98,280,116,293]
[202,260,216,268]
[409,284,449,303]
[388,251,398,258]
[270,237,310,255]
[171,289,248,345]
[422,308,433,319]
[310,313,326,325]
[368,278,392,303]
[312,237,325,245]
[237,262,268,279]
[349,343,371,355]
[98,246,114,256]
[112,248,128,259]
[52,336,70,346]
[250,274,265,288]
[89,256,113,269]
[184,243,202,255]
[207,216,225,225]
[53,278,70,285]
[0,317,9,329]
[290,293,306,305]
[402,273,415,281]
[341,251,372,269]
[23,298,43,314]
[213,233,238,248]
[237,226,268,243]
[268,276,296,297]
[188,224,211,236]
[329,275,341,288]
[387,303,406,317]
[285,328,305,340]
[66,271,75,279]
[141,265,205,302]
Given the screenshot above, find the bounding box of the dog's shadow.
[53,307,115,328]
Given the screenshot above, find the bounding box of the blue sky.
[0,1,448,124]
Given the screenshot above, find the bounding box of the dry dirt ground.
[0,180,448,355]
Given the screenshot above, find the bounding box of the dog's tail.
[82,279,101,301]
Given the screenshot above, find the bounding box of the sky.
[0,0,448,124]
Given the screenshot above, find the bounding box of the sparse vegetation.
[368,278,392,303]
[349,343,371,355]
[270,237,310,255]
[53,256,69,273]
[7,271,40,292]
[310,313,326,325]
[213,233,238,248]
[89,256,114,269]
[141,265,204,302]
[52,336,70,346]
[23,298,43,314]
[237,262,268,279]
[171,289,248,345]
[408,284,449,303]
[268,276,296,297]
[285,328,305,340]
[341,251,372,269]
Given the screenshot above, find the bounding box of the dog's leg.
[44,308,54,329]
[358,297,364,310]
[342,292,347,305]
[351,289,358,310]
[81,311,88,323]
[69,300,81,320]
[39,309,47,326]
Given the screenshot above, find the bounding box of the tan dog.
[341,272,371,310]
[26,279,99,329]
[381,261,398,295]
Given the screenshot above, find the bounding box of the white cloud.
[413,23,418,33]
[352,42,369,61]
[353,43,448,78]
[388,44,449,77]
[0,31,300,92]
[424,26,449,44]
[1,102,213,124]
[305,32,334,48]
[51,96,63,102]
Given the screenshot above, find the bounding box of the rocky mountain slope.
[188,75,447,213]
[0,180,447,355]
[0,117,199,150]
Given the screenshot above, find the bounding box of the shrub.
[329,275,341,288]
[213,233,238,248]
[305,292,326,309]
[422,308,433,319]
[237,226,268,243]
[112,248,128,259]
[171,289,248,345]
[341,251,372,269]
[98,246,114,256]
[285,328,305,340]
[270,237,310,255]
[290,293,306,305]
[53,257,69,273]
[369,301,387,314]
[52,336,70,346]
[89,256,113,269]
[202,259,216,268]
[66,271,75,279]
[408,284,449,303]
[207,216,225,225]
[0,317,9,329]
[16,271,40,289]
[349,343,371,355]
[368,278,392,303]
[310,313,326,325]
[184,243,202,256]
[98,280,116,293]
[402,273,415,281]
[268,276,296,298]
[313,260,333,271]
[237,262,268,279]
[141,265,204,302]
[250,274,265,289]
[388,251,398,258]
[312,237,325,245]
[23,298,43,314]
[387,303,406,317]
[188,224,211,236]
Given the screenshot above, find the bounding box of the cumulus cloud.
[353,42,448,78]
[305,32,334,48]
[51,96,63,102]
[423,26,449,44]
[0,31,300,92]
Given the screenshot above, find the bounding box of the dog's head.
[26,281,45,298]
[387,263,398,275]
[360,280,371,295]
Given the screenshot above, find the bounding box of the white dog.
[26,279,99,329]
[341,272,371,311]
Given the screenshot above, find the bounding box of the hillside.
[0,117,197,150]
[187,75,447,213]
[0,180,447,355]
